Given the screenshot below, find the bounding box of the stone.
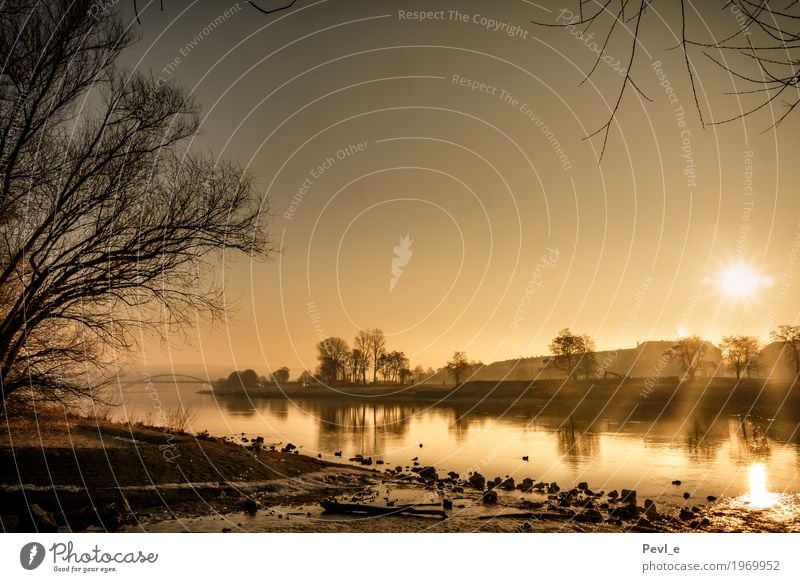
[447,471,460,480]
[500,477,516,491]
[706,495,717,502]
[548,482,560,494]
[643,499,659,520]
[577,481,589,490]
[242,498,258,514]
[468,472,486,490]
[482,490,498,504]
[683,492,691,500]
[375,460,384,465]
[517,477,535,492]
[621,489,637,504]
[442,499,453,510]
[679,508,694,521]
[671,480,681,486]
[607,489,619,500]
[417,466,438,481]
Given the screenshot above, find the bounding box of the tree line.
[538,326,800,383]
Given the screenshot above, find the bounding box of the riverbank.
[2,404,798,533]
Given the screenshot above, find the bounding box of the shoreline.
[2,404,798,533]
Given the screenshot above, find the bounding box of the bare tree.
[533,2,800,160]
[0,2,271,408]
[668,335,709,381]
[770,325,800,378]
[720,335,760,379]
[445,351,470,386]
[549,328,596,379]
[360,328,386,384]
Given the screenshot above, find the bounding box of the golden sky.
[124,1,800,375]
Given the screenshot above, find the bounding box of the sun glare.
[719,265,770,297]
[743,463,779,509]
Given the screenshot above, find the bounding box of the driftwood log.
[320,499,446,518]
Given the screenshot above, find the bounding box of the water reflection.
[114,383,800,504]
[743,463,779,509]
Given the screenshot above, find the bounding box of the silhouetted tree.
[359,328,386,383]
[316,337,350,384]
[770,325,800,378]
[298,370,314,387]
[412,365,426,384]
[669,335,709,381]
[221,369,260,391]
[533,2,800,160]
[720,335,760,380]
[445,351,470,386]
[0,2,270,408]
[549,329,596,379]
[271,367,290,384]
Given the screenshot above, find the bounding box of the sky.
[119,0,800,375]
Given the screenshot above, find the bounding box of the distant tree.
[549,329,596,380]
[669,335,708,381]
[298,370,313,387]
[399,367,412,385]
[412,365,426,384]
[271,367,290,384]
[720,336,760,380]
[361,329,387,383]
[348,349,368,384]
[223,369,260,391]
[445,351,470,386]
[770,325,800,378]
[316,337,350,384]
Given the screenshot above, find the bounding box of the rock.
[548,482,560,494]
[643,499,659,520]
[517,478,535,492]
[442,499,453,510]
[360,457,373,466]
[500,477,516,491]
[417,466,438,481]
[621,489,637,504]
[254,436,264,444]
[577,481,589,490]
[691,506,700,514]
[419,443,423,448]
[607,489,619,500]
[468,472,486,490]
[447,471,460,480]
[334,451,342,456]
[671,480,681,486]
[376,460,384,465]
[706,495,717,502]
[610,504,639,521]
[522,456,529,462]
[222,527,232,533]
[482,490,498,504]
[700,517,711,527]
[517,521,533,532]
[317,454,322,458]
[30,504,57,532]
[242,498,258,514]
[683,492,691,500]
[679,508,694,521]
[395,466,403,473]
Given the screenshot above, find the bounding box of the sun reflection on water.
[741,463,779,509]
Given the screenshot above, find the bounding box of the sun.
[719,265,770,297]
